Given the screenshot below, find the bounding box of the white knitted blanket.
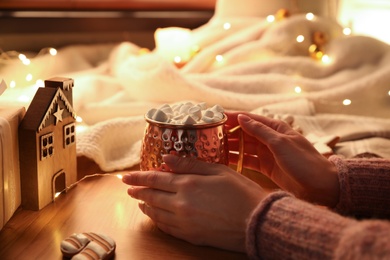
[1,14,390,171]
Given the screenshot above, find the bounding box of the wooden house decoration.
[18,77,77,210]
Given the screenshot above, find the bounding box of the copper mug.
[140,115,229,171]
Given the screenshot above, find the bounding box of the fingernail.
[238,114,251,123]
[127,186,135,198]
[162,154,180,164]
[122,174,131,183]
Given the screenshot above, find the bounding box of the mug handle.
[228,125,244,174]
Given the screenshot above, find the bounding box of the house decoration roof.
[37,88,76,132]
[20,86,76,132]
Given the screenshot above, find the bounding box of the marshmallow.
[214,112,224,120]
[202,109,214,118]
[146,108,157,119]
[188,106,202,121]
[151,109,169,123]
[146,102,225,125]
[171,103,182,113]
[182,115,197,125]
[159,103,173,115]
[198,102,207,110]
[210,104,224,113]
[172,114,184,121]
[179,104,192,115]
[202,115,216,123]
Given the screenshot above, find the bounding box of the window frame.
[40,132,55,160]
[64,122,76,148]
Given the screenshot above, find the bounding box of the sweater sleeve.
[246,191,390,260]
[330,156,390,218]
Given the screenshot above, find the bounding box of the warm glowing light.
[22,59,31,65]
[54,192,62,198]
[296,35,305,43]
[315,51,324,60]
[306,13,315,20]
[138,48,150,55]
[388,90,390,96]
[266,15,275,23]
[321,54,331,64]
[154,27,193,63]
[116,174,123,179]
[173,56,182,64]
[76,116,83,123]
[18,54,27,61]
[223,22,231,30]
[18,53,30,65]
[338,1,390,44]
[76,125,88,133]
[309,44,318,53]
[26,73,33,81]
[36,79,44,88]
[343,99,352,106]
[49,48,57,56]
[215,55,224,62]
[10,80,16,88]
[343,27,352,36]
[294,86,302,93]
[17,95,30,103]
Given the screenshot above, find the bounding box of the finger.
[122,171,178,192]
[237,114,287,145]
[128,186,176,211]
[154,222,182,241]
[162,154,223,175]
[225,111,250,133]
[238,114,294,138]
[138,201,178,228]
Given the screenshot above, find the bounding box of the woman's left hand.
[122,154,268,252]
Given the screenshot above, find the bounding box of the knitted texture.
[246,157,390,259]
[246,191,353,260]
[76,116,145,172]
[330,156,390,218]
[334,220,390,259]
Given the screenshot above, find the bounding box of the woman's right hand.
[226,111,340,208]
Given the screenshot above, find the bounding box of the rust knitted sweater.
[246,156,390,259]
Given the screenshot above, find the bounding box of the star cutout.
[53,104,64,125]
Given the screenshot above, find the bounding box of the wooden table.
[0,172,248,260]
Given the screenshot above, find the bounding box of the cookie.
[61,232,116,259]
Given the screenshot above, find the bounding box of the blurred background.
[0,0,389,53]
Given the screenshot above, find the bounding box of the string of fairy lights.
[54,172,124,199]
[0,46,88,126]
[1,9,389,112]
[0,46,59,107]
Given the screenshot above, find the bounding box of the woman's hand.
[225,111,340,207]
[122,155,268,252]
